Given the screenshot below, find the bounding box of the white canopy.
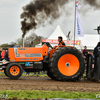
[78,34,99,50]
[35,25,67,47]
[48,25,67,40]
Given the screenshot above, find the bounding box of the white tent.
[78,34,99,50]
[48,25,67,40]
[35,25,67,47]
[70,34,99,50]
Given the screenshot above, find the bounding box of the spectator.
[93,42,100,55]
[4,48,9,61]
[1,49,5,60]
[82,46,88,57]
[92,42,100,74]
[0,48,2,61]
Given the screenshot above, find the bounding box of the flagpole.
[74,0,76,46]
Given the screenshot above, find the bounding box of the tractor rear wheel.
[6,63,23,80]
[49,47,85,81]
[47,69,55,80]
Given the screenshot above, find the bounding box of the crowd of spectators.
[0,48,9,61]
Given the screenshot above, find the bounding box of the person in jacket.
[58,36,65,46]
[1,49,5,60]
[82,46,88,57]
[93,42,100,55]
[4,48,9,61]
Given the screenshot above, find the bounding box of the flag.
[75,0,84,37]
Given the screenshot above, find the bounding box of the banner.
[42,39,80,45]
[75,0,84,37]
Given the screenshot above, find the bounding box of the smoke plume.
[84,0,100,8]
[21,0,100,37]
[21,0,68,37]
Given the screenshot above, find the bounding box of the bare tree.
[24,33,43,47]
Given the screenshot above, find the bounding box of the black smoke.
[21,0,100,37]
[84,0,100,8]
[21,0,68,37]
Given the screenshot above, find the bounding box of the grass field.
[0,90,99,99]
[0,72,48,77]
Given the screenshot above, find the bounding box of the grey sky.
[0,0,100,44]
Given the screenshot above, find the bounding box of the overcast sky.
[0,0,100,44]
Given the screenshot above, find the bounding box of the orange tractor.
[0,42,85,81]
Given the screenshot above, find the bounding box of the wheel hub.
[13,69,16,72]
[10,66,20,76]
[65,62,70,67]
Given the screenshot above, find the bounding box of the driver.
[58,36,65,46]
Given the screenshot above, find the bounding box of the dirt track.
[0,75,100,92]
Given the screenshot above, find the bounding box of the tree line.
[0,33,44,48]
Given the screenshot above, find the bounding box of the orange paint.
[58,54,79,76]
[10,66,20,76]
[9,44,48,62]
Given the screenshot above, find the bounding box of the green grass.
[0,72,4,75]
[23,74,48,77]
[0,72,48,77]
[0,90,99,99]
[22,72,48,77]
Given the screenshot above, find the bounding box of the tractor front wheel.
[6,63,23,79]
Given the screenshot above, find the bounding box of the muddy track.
[0,75,100,92]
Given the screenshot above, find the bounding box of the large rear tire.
[49,47,85,81]
[47,69,55,80]
[6,63,23,80]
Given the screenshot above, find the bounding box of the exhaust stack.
[22,37,24,47]
[22,34,25,47]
